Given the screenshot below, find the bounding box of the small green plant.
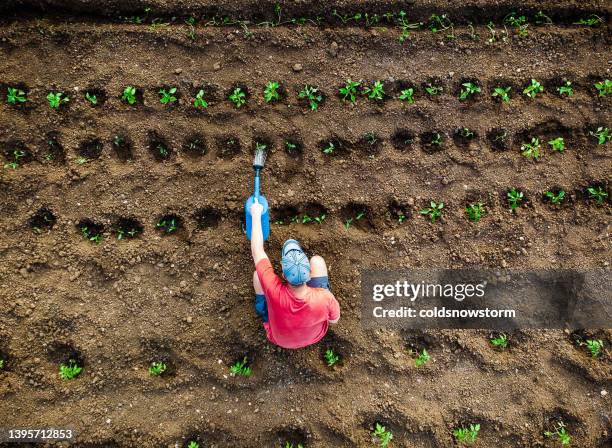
[465,202,485,222]
[574,15,602,26]
[47,92,69,109]
[507,188,524,210]
[398,88,415,104]
[420,201,444,222]
[324,348,340,367]
[373,423,393,448]
[458,127,475,139]
[534,11,553,25]
[414,349,430,366]
[117,227,140,240]
[425,84,443,96]
[363,80,385,101]
[594,79,612,97]
[81,226,102,243]
[0,359,4,370]
[544,421,571,446]
[504,12,529,36]
[159,87,178,104]
[344,211,365,230]
[193,89,208,108]
[545,190,566,205]
[453,424,480,443]
[339,79,361,103]
[548,137,565,152]
[230,357,252,377]
[589,127,610,145]
[430,132,444,146]
[283,443,304,448]
[59,359,83,380]
[85,92,98,105]
[490,333,509,349]
[523,79,544,98]
[584,339,604,358]
[264,81,281,103]
[122,86,137,104]
[322,141,335,155]
[314,214,326,224]
[156,217,178,233]
[587,186,608,204]
[428,13,454,38]
[228,87,246,108]
[557,80,574,97]
[492,86,511,102]
[397,213,407,224]
[7,87,27,104]
[521,137,541,159]
[76,157,88,165]
[298,85,322,110]
[3,149,25,170]
[149,361,167,376]
[459,82,480,101]
[187,442,199,448]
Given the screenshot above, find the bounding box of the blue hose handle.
[254,168,261,198]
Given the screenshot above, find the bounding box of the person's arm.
[250,198,269,266]
[328,294,340,324]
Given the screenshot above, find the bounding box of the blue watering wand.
[245,144,270,240]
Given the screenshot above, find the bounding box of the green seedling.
[399,88,415,104]
[185,16,197,40]
[453,424,480,443]
[314,214,326,224]
[504,12,528,36]
[344,211,365,230]
[546,190,566,205]
[490,333,509,349]
[548,137,565,152]
[523,79,544,98]
[7,87,27,104]
[150,18,170,29]
[339,79,361,103]
[459,128,475,139]
[364,132,378,146]
[85,92,98,105]
[122,86,137,104]
[465,202,485,222]
[81,226,102,243]
[264,81,281,103]
[574,15,602,26]
[397,10,422,43]
[363,80,385,101]
[230,357,252,377]
[425,84,443,96]
[584,339,604,357]
[0,359,4,370]
[420,201,444,222]
[3,149,25,170]
[373,423,393,448]
[324,348,340,367]
[507,188,524,210]
[322,142,335,155]
[431,133,444,146]
[397,213,407,224]
[428,13,454,39]
[459,82,481,101]
[492,86,511,102]
[187,442,199,448]
[159,87,178,104]
[117,227,140,240]
[589,127,610,145]
[149,361,167,376]
[229,87,246,108]
[155,143,169,158]
[283,443,304,448]
[594,79,612,97]
[534,11,553,25]
[156,218,178,233]
[587,186,608,204]
[193,89,208,108]
[414,349,430,366]
[59,359,82,380]
[284,141,297,153]
[298,85,322,110]
[557,80,574,97]
[544,421,571,446]
[47,92,69,109]
[521,137,541,159]
[76,157,88,165]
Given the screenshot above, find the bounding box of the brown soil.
[0,1,610,447]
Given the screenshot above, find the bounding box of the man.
[249,198,340,349]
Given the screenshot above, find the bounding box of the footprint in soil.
[28,207,56,233]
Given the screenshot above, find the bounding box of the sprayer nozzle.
[253,143,268,169]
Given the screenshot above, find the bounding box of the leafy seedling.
[363,80,385,101]
[3,149,25,170]
[414,349,430,366]
[523,79,543,98]
[574,15,602,26]
[373,423,393,448]
[230,357,252,377]
[458,128,475,140]
[504,12,528,36]
[507,188,524,210]
[492,86,511,102]
[535,11,553,25]
[7,87,27,104]
[156,217,178,233]
[193,89,208,108]
[187,442,199,448]
[521,137,541,159]
[425,84,443,96]
[344,211,365,230]
[594,79,612,97]
[84,92,98,105]
[544,421,571,446]
[397,10,422,43]
[420,201,444,222]
[116,222,142,240]
[459,82,480,101]
[298,85,322,110]
[398,88,415,104]
[490,333,509,349]
[59,359,83,380]
[428,13,454,39]
[313,214,326,224]
[557,80,574,97]
[322,142,335,155]
[81,226,103,243]
[339,79,360,103]
[263,81,281,103]
[324,348,340,367]
[587,186,608,204]
[149,361,167,376]
[284,443,304,448]
[548,137,565,152]
[430,132,444,147]
[122,86,137,105]
[397,213,407,224]
[589,127,610,145]
[159,87,178,104]
[453,424,480,443]
[546,190,566,205]
[465,202,486,222]
[47,92,69,109]
[0,359,4,370]
[584,339,604,357]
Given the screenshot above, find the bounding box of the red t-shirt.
[256,258,340,349]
